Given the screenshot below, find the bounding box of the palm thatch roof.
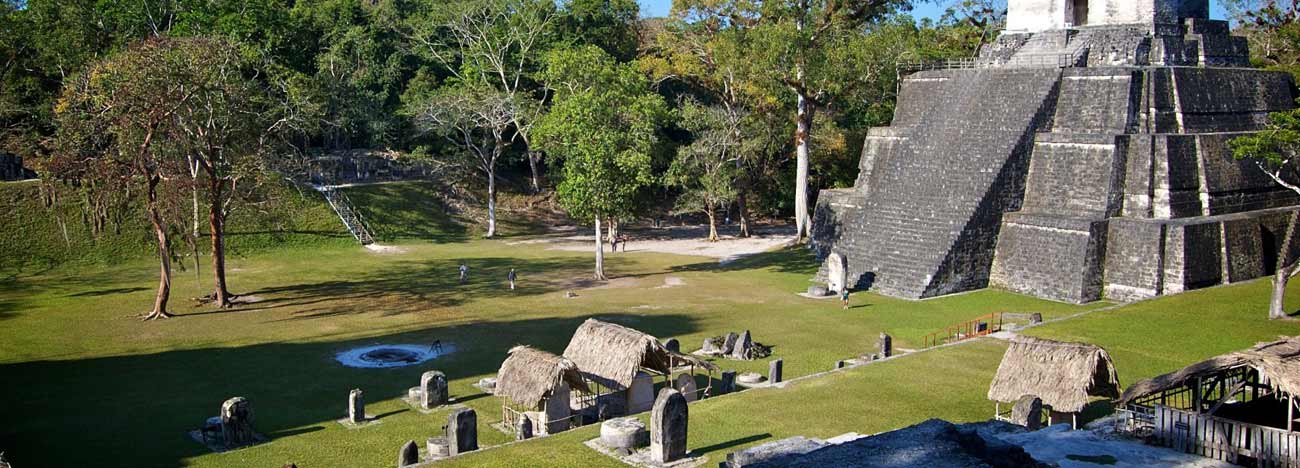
[495,345,590,410]
[987,336,1120,413]
[1118,336,1300,406]
[562,319,717,390]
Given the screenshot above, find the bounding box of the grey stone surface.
[675,373,698,402]
[702,337,724,355]
[427,437,450,458]
[807,285,830,296]
[730,330,753,360]
[1011,395,1044,430]
[725,436,828,467]
[220,397,256,448]
[348,389,365,424]
[721,332,739,355]
[398,440,419,467]
[878,333,892,358]
[736,372,764,385]
[768,359,783,384]
[719,370,737,394]
[813,12,1298,305]
[420,371,448,409]
[515,416,533,441]
[650,389,688,464]
[725,419,1047,468]
[447,408,478,455]
[600,417,648,451]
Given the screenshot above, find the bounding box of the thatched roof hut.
[1118,336,1300,406]
[987,336,1120,413]
[562,319,716,390]
[495,345,590,410]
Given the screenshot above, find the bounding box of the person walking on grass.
[841,288,850,310]
[508,268,517,290]
[459,263,469,284]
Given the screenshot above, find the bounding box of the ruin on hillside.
[812,0,1300,303]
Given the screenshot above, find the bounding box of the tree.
[50,37,204,320]
[672,0,906,240]
[1230,106,1300,320]
[534,46,668,279]
[666,101,741,241]
[407,84,518,238]
[166,37,275,308]
[405,0,556,192]
[555,0,641,62]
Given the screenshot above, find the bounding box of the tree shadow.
[0,313,701,468]
[66,287,150,298]
[179,255,598,321]
[691,433,773,455]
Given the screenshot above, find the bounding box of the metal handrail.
[897,48,1088,76]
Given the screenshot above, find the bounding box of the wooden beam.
[1289,394,1294,433]
[1207,381,1248,416]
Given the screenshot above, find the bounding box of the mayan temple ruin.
[812,0,1300,303]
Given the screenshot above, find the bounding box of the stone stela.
[650,389,689,464]
[811,0,1299,304]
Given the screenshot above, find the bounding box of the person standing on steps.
[841,288,851,310]
[508,268,517,290]
[459,263,469,284]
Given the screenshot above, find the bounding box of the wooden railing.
[1153,405,1299,467]
[923,312,1003,348]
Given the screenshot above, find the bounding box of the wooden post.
[1289,394,1294,433]
[996,402,1000,420]
[1072,413,1078,430]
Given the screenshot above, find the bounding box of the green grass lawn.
[0,232,1101,467]
[4,179,1300,468]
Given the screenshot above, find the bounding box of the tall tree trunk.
[737,192,751,238]
[208,177,232,308]
[1270,210,1300,320]
[527,151,542,194]
[794,87,814,241]
[706,203,719,242]
[190,162,201,287]
[594,215,607,280]
[144,175,172,320]
[486,171,497,238]
[607,218,619,252]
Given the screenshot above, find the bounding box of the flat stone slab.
[584,438,709,468]
[186,429,268,453]
[336,414,382,429]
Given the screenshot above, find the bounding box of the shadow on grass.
[66,286,150,298]
[179,255,598,321]
[0,313,702,468]
[667,245,819,277]
[692,433,772,455]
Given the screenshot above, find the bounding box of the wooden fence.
[1154,405,1300,467]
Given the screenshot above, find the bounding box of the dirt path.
[508,224,797,263]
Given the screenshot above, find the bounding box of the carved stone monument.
[825,252,848,293]
[220,397,256,448]
[674,373,698,402]
[663,338,680,353]
[398,440,419,467]
[729,330,753,360]
[420,370,448,409]
[650,389,688,464]
[768,359,783,384]
[878,333,893,358]
[515,416,533,441]
[718,370,737,394]
[348,389,365,424]
[1011,395,1044,430]
[447,408,478,455]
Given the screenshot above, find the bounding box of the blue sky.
[636,0,1230,21]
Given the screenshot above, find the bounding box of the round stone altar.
[334,344,454,369]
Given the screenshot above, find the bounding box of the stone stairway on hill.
[316,186,375,245]
[816,68,1063,299]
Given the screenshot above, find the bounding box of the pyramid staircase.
[316,186,375,245]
